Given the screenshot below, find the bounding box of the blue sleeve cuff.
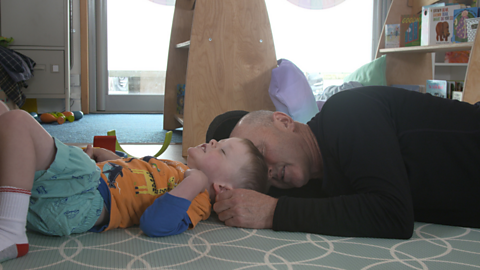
[140,193,192,237]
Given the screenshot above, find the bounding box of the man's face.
[231,123,310,189]
[187,138,249,184]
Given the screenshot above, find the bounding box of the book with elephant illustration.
[421,4,463,46]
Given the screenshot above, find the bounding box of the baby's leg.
[0,106,57,262]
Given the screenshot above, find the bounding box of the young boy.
[0,101,268,262]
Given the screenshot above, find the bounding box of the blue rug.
[41,114,182,144]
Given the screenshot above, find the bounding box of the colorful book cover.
[445,50,470,63]
[400,14,421,47]
[385,24,400,48]
[421,4,462,46]
[453,7,478,43]
[421,3,445,46]
[426,80,448,98]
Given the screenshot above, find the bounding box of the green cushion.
[343,55,387,86]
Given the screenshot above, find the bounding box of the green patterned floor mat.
[2,216,480,270]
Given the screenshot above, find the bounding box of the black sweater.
[271,86,480,239]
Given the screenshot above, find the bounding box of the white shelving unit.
[433,52,469,81]
[0,0,71,111]
[375,0,480,104]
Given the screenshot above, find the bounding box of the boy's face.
[187,138,250,185]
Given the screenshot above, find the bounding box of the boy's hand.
[83,145,95,159]
[83,145,121,162]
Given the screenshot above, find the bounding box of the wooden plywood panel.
[163,0,195,130]
[412,0,438,14]
[182,0,276,155]
[462,24,480,104]
[385,53,433,86]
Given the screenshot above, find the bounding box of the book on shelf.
[421,4,463,46]
[451,80,464,101]
[435,80,464,101]
[385,24,400,48]
[426,80,448,98]
[444,50,470,63]
[176,84,185,116]
[400,14,421,47]
[446,80,456,99]
[453,7,478,43]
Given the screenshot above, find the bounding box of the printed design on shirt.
[64,210,79,219]
[102,162,124,189]
[54,198,68,207]
[151,163,161,172]
[133,169,168,196]
[161,159,187,174]
[124,158,136,163]
[167,176,177,191]
[36,186,48,195]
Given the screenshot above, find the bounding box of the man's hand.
[213,189,278,229]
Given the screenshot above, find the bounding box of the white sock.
[0,186,31,262]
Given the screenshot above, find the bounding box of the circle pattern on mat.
[2,217,480,270]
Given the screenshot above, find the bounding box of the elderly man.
[210,86,480,239]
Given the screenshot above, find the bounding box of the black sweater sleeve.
[272,87,416,239]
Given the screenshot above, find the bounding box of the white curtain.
[149,0,175,6]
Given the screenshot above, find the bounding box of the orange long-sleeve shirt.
[95,157,211,231]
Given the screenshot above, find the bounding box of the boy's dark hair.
[234,138,269,194]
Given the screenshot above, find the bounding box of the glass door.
[99,0,174,112]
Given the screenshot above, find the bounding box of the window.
[265,0,374,99]
[107,0,174,95]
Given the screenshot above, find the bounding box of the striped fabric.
[0,186,31,196]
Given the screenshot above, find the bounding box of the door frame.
[80,0,164,113]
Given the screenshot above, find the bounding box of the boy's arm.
[140,193,192,237]
[168,169,209,200]
[140,169,209,237]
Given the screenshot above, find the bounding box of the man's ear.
[213,183,234,195]
[272,111,295,131]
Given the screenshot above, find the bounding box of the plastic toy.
[92,130,172,158]
[62,111,75,122]
[40,112,66,124]
[38,111,83,124]
[30,112,41,122]
[73,110,84,120]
